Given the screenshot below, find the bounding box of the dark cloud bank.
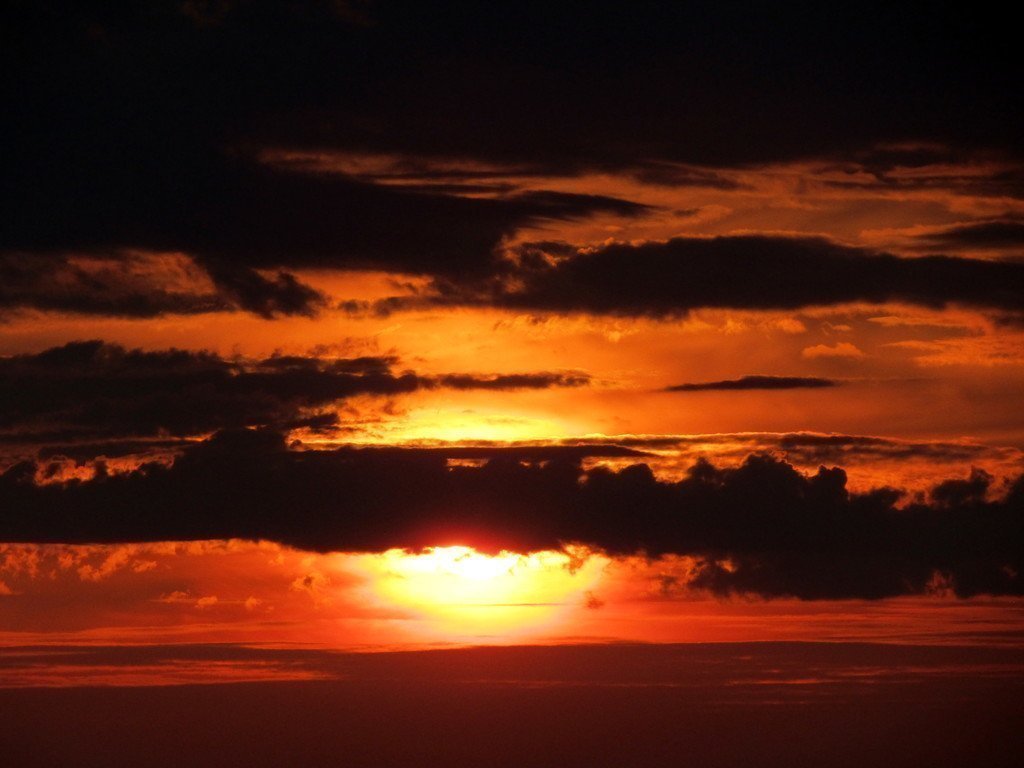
[3,2,1022,319]
[667,376,837,392]
[916,221,1024,251]
[6,1,1016,173]
[411,236,1024,317]
[1,428,1020,600]
[0,341,587,443]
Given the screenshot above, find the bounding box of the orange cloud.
[802,342,866,359]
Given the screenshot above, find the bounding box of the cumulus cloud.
[0,428,1020,600]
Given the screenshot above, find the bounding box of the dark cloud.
[852,146,973,174]
[183,3,1024,166]
[312,444,648,463]
[627,163,744,190]
[771,434,1006,466]
[2,2,1020,319]
[201,263,328,318]
[557,431,1016,467]
[31,430,1006,480]
[0,429,1020,600]
[0,341,589,445]
[821,158,1024,200]
[436,372,590,390]
[0,253,228,318]
[414,236,1024,316]
[992,312,1024,328]
[172,171,646,278]
[4,2,1013,172]
[1,160,647,317]
[667,376,838,392]
[0,251,334,320]
[915,221,1024,251]
[35,439,197,464]
[5,1,654,316]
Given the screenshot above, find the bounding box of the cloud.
[770,433,1001,463]
[0,251,336,320]
[201,263,328,318]
[0,428,1020,600]
[436,372,590,390]
[667,376,838,392]
[0,252,230,318]
[157,591,193,605]
[550,431,1024,494]
[0,341,590,447]
[407,236,1024,317]
[560,431,1012,462]
[801,343,866,359]
[2,173,647,319]
[7,0,1009,172]
[915,221,1024,251]
[2,2,1020,322]
[555,432,1022,479]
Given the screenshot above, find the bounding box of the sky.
[1,2,1023,764]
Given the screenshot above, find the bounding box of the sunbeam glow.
[355,546,608,640]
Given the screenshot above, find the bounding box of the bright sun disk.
[356,545,607,640]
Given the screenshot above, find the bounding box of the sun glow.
[358,546,607,640]
[377,408,572,443]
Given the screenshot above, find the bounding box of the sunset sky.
[2,2,1022,765]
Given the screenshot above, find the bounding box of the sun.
[356,545,607,641]
[401,546,519,582]
[380,408,571,443]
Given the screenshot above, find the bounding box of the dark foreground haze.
[3,642,1022,768]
